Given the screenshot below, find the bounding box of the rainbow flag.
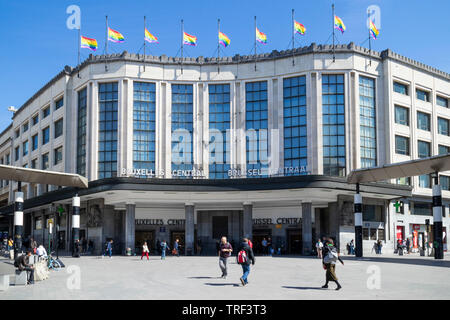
[218,31,230,47]
[108,27,125,43]
[294,20,306,35]
[80,36,98,51]
[183,32,197,46]
[334,15,346,33]
[369,20,379,40]
[256,27,267,44]
[145,28,158,43]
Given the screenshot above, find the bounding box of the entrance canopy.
[0,164,88,188]
[347,154,450,184]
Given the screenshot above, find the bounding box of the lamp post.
[354,183,363,257]
[13,182,23,259]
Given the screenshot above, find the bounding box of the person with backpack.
[218,236,233,279]
[322,238,344,290]
[237,238,255,286]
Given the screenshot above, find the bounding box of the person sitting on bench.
[14,251,35,285]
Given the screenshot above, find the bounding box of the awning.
[347,154,450,184]
[0,165,88,188]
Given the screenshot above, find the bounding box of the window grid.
[98,82,118,179]
[322,74,346,176]
[77,88,87,176]
[395,105,409,126]
[171,84,193,177]
[283,76,307,175]
[418,140,431,188]
[438,144,450,155]
[438,117,449,136]
[133,82,156,177]
[394,82,408,95]
[437,96,449,108]
[359,76,377,168]
[395,135,409,155]
[209,84,231,179]
[246,81,268,177]
[417,111,431,131]
[55,97,64,110]
[54,118,63,138]
[42,127,49,145]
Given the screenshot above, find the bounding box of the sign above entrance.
[136,219,185,226]
[253,218,301,225]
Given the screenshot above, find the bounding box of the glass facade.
[54,118,63,138]
[394,82,408,95]
[133,82,156,176]
[437,96,449,108]
[395,105,409,126]
[438,117,449,136]
[417,112,431,131]
[359,76,377,168]
[439,144,450,155]
[77,88,87,176]
[418,140,431,188]
[395,135,409,155]
[246,81,268,177]
[209,84,231,179]
[283,76,307,175]
[322,74,345,176]
[171,84,193,175]
[98,82,118,179]
[42,127,49,145]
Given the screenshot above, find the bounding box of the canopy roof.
[347,154,450,184]
[0,165,88,189]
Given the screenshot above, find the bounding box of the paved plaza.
[1,253,450,300]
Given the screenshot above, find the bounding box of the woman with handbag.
[322,238,344,290]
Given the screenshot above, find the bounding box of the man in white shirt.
[36,245,47,259]
[316,239,324,258]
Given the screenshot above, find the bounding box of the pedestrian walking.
[30,238,37,254]
[237,238,255,286]
[218,236,233,279]
[103,239,113,258]
[173,239,180,257]
[141,242,149,260]
[316,239,323,258]
[406,238,411,254]
[7,237,13,251]
[261,238,268,255]
[73,239,81,257]
[349,239,355,255]
[160,240,169,260]
[321,238,344,290]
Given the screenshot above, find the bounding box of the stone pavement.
[1,253,450,300]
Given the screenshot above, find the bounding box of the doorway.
[252,229,272,255]
[287,229,302,254]
[135,231,155,254]
[212,216,228,240]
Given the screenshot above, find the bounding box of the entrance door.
[171,231,185,255]
[287,229,302,254]
[252,229,272,255]
[135,231,155,254]
[212,216,228,240]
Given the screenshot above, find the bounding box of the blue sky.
[1,0,450,132]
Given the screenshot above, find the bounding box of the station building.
[0,42,449,255]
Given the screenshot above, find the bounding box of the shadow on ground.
[282,286,324,290]
[204,283,240,287]
[342,256,450,268]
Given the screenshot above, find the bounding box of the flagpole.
[217,18,220,74]
[292,9,295,66]
[254,16,257,72]
[368,10,372,66]
[332,4,335,63]
[105,15,108,72]
[144,16,146,71]
[77,26,81,78]
[181,19,184,75]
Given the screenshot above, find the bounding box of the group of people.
[139,239,182,260]
[372,240,383,254]
[260,237,274,256]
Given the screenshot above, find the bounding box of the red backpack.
[248,240,253,249]
[237,250,248,264]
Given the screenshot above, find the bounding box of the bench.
[0,274,9,291]
[14,270,27,286]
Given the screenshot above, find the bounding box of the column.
[243,202,253,240]
[14,185,24,258]
[433,175,443,259]
[354,184,363,257]
[72,195,80,256]
[302,202,312,255]
[314,208,321,241]
[185,203,195,255]
[125,203,136,254]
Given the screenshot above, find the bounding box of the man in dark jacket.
[237,238,255,286]
[14,251,35,284]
